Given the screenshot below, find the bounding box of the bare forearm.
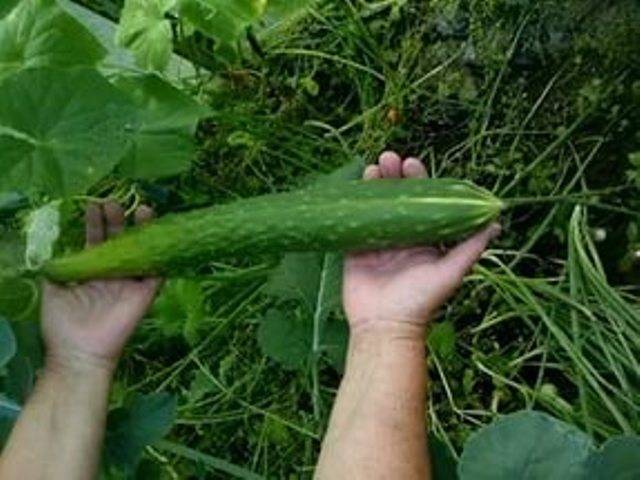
[0,362,112,480]
[316,324,430,480]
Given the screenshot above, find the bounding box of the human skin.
[0,152,498,480]
[0,203,159,480]
[315,151,500,480]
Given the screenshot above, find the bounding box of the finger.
[402,157,427,178]
[134,205,155,225]
[85,203,105,247]
[363,165,382,180]
[437,223,502,284]
[104,201,125,238]
[379,151,402,178]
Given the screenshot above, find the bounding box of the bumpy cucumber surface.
[43,178,503,282]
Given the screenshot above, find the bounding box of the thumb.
[437,223,501,288]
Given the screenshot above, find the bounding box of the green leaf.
[0,68,137,198]
[116,0,175,71]
[24,201,61,270]
[428,321,457,360]
[589,436,640,479]
[0,394,21,421]
[265,253,323,308]
[178,0,266,56]
[258,309,311,369]
[429,433,459,480]
[321,319,348,373]
[458,411,593,480]
[0,228,24,277]
[0,317,16,368]
[151,278,207,345]
[0,0,105,81]
[105,393,177,474]
[113,74,208,179]
[0,0,19,18]
[0,277,39,322]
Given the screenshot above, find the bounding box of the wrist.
[44,349,117,382]
[349,319,428,345]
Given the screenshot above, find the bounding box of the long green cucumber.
[43,178,504,282]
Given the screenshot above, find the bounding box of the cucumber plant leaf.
[459,411,640,479]
[258,308,311,370]
[0,317,16,369]
[104,393,177,474]
[588,436,640,479]
[428,321,457,361]
[0,0,19,18]
[116,0,175,71]
[0,228,24,277]
[459,411,592,480]
[149,278,207,345]
[178,0,267,58]
[0,394,20,421]
[0,0,105,81]
[0,68,137,198]
[113,74,209,179]
[261,159,363,370]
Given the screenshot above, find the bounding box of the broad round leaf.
[0,0,105,81]
[0,316,16,369]
[0,68,137,197]
[588,436,640,479]
[458,411,594,480]
[113,74,208,179]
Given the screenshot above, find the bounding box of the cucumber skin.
[43,178,503,282]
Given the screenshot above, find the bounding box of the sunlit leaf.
[0,68,136,197]
[151,278,207,345]
[0,0,105,81]
[113,74,208,179]
[179,0,266,56]
[24,201,61,270]
[116,0,175,71]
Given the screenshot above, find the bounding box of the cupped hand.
[42,202,160,374]
[343,151,500,337]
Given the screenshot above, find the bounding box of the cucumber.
[43,178,503,282]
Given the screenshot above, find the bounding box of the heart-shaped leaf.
[113,74,208,179]
[0,68,136,198]
[0,0,105,81]
[588,436,640,479]
[459,411,593,480]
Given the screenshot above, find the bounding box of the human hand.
[42,202,160,375]
[343,151,500,338]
